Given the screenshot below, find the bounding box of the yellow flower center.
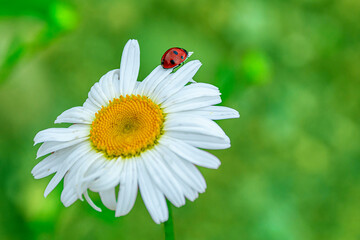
[90,95,165,159]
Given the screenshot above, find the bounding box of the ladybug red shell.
[161,47,188,69]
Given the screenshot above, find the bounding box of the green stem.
[164,200,175,240]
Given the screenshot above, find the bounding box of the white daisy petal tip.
[119,39,140,95]
[85,191,102,212]
[32,39,239,224]
[233,109,240,118]
[212,159,221,169]
[33,132,42,146]
[35,152,43,159]
[178,59,202,73]
[188,59,202,68]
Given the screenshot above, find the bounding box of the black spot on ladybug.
[170,60,175,65]
[173,50,178,55]
[181,56,184,59]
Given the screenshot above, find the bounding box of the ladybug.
[161,47,188,69]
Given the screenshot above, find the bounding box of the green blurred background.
[0,0,359,239]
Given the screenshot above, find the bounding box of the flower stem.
[164,200,175,240]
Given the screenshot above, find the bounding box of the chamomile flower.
[32,39,239,223]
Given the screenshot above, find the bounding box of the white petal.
[161,136,221,169]
[99,69,120,101]
[164,95,221,113]
[55,107,94,124]
[119,39,140,95]
[137,158,168,224]
[156,160,199,202]
[34,124,90,145]
[115,158,138,216]
[147,146,200,202]
[88,81,110,108]
[60,151,99,205]
[87,158,123,192]
[142,150,185,207]
[73,151,103,198]
[161,83,220,108]
[152,60,202,103]
[36,137,88,158]
[166,131,230,149]
[175,106,240,120]
[84,191,102,212]
[61,192,78,207]
[179,182,199,202]
[165,116,229,140]
[61,173,78,207]
[135,65,172,96]
[135,81,141,89]
[33,144,81,179]
[32,152,61,179]
[112,75,121,98]
[164,115,230,149]
[44,142,91,197]
[87,88,104,109]
[83,98,100,113]
[99,188,117,211]
[157,144,206,193]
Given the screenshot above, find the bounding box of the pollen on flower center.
[90,95,165,159]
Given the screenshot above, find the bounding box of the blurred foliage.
[0,0,78,82]
[0,0,360,239]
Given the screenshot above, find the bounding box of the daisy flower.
[32,39,239,224]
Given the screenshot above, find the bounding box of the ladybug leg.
[176,61,186,69]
